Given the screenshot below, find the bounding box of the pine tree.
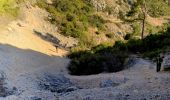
[127,0,146,39]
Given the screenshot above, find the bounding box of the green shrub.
[105,33,114,38]
[127,0,170,17]
[68,26,170,75]
[66,13,76,21]
[104,6,114,15]
[143,50,162,59]
[36,0,94,38]
[132,22,141,36]
[60,20,87,38]
[68,49,128,75]
[0,0,19,17]
[88,15,106,30]
[146,0,170,17]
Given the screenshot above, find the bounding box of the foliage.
[146,0,170,17]
[68,45,128,75]
[37,0,91,37]
[0,0,19,17]
[104,6,114,15]
[145,23,170,35]
[68,26,170,75]
[105,33,114,38]
[118,26,170,57]
[128,0,170,17]
[36,0,106,39]
[88,15,106,30]
[132,22,141,36]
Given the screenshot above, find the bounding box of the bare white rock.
[162,53,170,69]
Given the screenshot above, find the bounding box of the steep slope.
[0,44,70,99]
[0,2,77,56]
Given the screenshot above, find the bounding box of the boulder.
[100,76,128,88]
[162,53,170,70]
[38,74,79,94]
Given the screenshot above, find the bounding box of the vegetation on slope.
[127,0,170,17]
[125,0,170,39]
[68,47,128,75]
[0,0,19,17]
[0,0,169,75]
[34,0,170,75]
[68,26,170,75]
[36,0,106,49]
[146,0,170,17]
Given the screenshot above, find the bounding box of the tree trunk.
[141,2,146,40]
[141,13,145,40]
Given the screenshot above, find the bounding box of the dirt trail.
[62,58,170,100]
[0,45,169,100]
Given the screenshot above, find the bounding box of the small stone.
[133,90,138,93]
[17,23,23,27]
[30,96,41,100]
[7,27,13,32]
[125,94,130,97]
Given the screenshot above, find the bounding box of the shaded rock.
[100,79,119,88]
[33,29,76,50]
[33,30,60,45]
[17,23,24,27]
[162,53,170,70]
[0,71,17,97]
[125,55,138,68]
[30,96,42,100]
[100,76,128,88]
[39,74,78,94]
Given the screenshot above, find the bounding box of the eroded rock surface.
[162,53,170,70]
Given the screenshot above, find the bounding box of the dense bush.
[36,0,106,39]
[68,44,128,75]
[0,0,19,17]
[146,0,170,17]
[118,27,170,57]
[69,52,127,75]
[88,15,106,30]
[68,26,170,75]
[128,0,170,17]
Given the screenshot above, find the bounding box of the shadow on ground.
[0,43,71,98]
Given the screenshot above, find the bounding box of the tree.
[138,0,146,40]
[127,0,146,40]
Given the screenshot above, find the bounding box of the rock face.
[90,0,130,17]
[162,53,170,70]
[90,0,107,11]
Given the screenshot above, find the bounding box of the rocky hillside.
[33,0,170,51]
[0,0,169,100]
